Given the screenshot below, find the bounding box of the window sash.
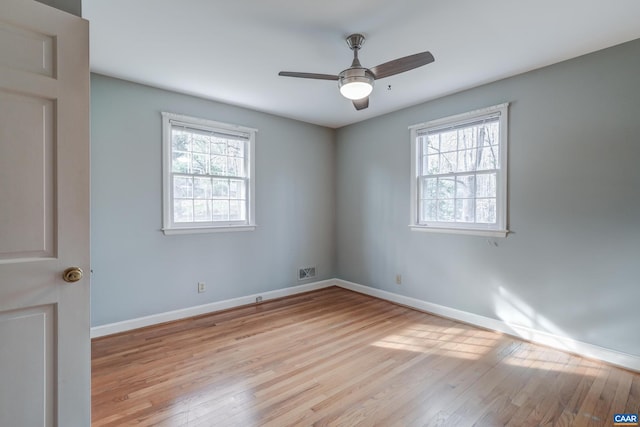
[417,171,498,225]
[171,173,248,225]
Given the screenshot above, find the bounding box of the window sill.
[163,225,256,235]
[409,225,509,238]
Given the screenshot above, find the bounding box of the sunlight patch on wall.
[493,285,565,332]
[494,285,569,340]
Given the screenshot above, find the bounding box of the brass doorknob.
[63,267,83,283]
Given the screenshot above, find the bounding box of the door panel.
[0,0,90,425]
[0,305,55,427]
[0,90,55,260]
[0,21,55,77]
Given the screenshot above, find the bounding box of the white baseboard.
[91,279,336,338]
[335,279,640,373]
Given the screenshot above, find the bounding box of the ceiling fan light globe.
[338,68,375,100]
[340,81,373,100]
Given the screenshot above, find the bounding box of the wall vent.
[298,267,316,280]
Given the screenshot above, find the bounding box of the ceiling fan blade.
[353,97,369,111]
[278,71,339,81]
[369,51,435,80]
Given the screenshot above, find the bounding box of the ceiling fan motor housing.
[338,67,375,100]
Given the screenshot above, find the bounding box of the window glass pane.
[212,179,229,198]
[457,149,477,172]
[193,199,212,222]
[477,146,498,170]
[173,176,193,198]
[437,199,455,222]
[191,153,208,175]
[440,130,457,152]
[420,199,437,222]
[440,152,456,174]
[427,155,439,174]
[227,140,245,157]
[172,130,190,152]
[227,157,245,177]
[212,200,230,221]
[421,177,437,199]
[483,121,499,145]
[455,175,475,198]
[229,200,246,221]
[210,155,227,176]
[210,141,226,155]
[172,151,190,173]
[458,127,476,150]
[437,177,455,199]
[229,179,246,200]
[455,198,475,223]
[476,173,496,198]
[193,177,212,199]
[426,135,439,154]
[476,198,496,223]
[174,199,193,223]
[192,135,209,154]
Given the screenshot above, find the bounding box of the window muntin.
[162,113,256,234]
[410,104,508,236]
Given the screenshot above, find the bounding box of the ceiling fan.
[278,33,435,111]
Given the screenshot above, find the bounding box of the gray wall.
[37,0,81,16]
[335,39,640,356]
[91,74,336,326]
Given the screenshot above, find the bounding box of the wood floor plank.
[92,287,640,426]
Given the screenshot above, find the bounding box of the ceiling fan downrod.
[346,34,365,68]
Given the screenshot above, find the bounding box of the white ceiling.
[83,0,640,129]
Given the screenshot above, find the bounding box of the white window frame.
[161,112,257,235]
[409,103,509,237]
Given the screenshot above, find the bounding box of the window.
[409,103,509,237]
[161,112,256,234]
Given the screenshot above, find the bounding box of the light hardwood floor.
[92,287,640,426]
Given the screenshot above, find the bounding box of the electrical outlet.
[395,274,402,285]
[198,282,206,293]
[256,296,263,303]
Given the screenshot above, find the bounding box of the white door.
[0,0,90,426]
